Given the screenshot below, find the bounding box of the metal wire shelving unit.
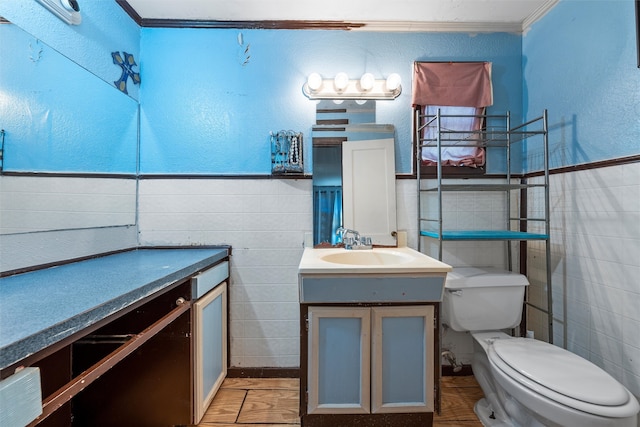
[415,109,553,343]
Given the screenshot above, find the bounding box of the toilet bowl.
[442,267,640,427]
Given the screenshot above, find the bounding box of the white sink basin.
[298,246,453,303]
[320,250,413,266]
[298,246,452,274]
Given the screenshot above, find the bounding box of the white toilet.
[442,267,640,427]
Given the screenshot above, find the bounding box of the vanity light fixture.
[302,72,402,100]
[35,0,81,25]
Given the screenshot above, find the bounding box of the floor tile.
[436,386,484,423]
[433,422,484,426]
[441,375,481,388]
[222,378,299,390]
[237,389,300,424]
[198,388,247,424]
[199,425,298,427]
[435,376,484,427]
[199,376,483,426]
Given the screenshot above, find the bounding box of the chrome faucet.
[336,227,372,250]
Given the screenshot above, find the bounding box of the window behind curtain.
[412,62,493,170]
[420,105,486,167]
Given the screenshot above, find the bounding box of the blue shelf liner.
[420,230,549,240]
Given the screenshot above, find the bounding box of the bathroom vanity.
[0,247,229,427]
[298,247,451,427]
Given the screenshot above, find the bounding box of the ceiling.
[120,0,558,33]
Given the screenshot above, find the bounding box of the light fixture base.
[36,0,82,25]
[303,78,401,100]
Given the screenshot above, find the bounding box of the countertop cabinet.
[69,280,194,427]
[0,248,230,427]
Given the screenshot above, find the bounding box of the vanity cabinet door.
[193,282,227,423]
[371,306,435,413]
[307,306,371,414]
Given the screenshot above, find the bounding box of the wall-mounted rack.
[271,130,304,174]
[0,129,5,172]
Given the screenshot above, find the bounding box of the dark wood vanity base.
[301,412,434,426]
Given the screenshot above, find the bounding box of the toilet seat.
[487,338,638,418]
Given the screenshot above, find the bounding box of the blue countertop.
[0,248,228,370]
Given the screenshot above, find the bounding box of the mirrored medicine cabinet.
[311,99,397,246]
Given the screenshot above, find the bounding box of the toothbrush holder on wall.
[270,130,304,174]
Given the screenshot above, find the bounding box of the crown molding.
[522,0,559,33]
[117,0,559,34]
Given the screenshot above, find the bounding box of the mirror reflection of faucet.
[336,227,373,250]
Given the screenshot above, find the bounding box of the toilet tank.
[442,267,529,332]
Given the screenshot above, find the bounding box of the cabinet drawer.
[299,275,445,303]
[192,261,229,299]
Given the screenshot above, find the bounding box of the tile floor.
[196,376,484,426]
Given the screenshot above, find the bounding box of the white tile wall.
[0,176,136,234]
[138,178,312,368]
[0,176,138,272]
[527,162,640,400]
[416,178,514,270]
[136,178,512,369]
[137,166,640,405]
[138,178,424,368]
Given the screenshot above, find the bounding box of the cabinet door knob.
[176,297,187,306]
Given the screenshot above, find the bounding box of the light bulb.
[385,73,401,91]
[307,73,322,92]
[61,0,80,12]
[334,72,349,92]
[359,73,375,92]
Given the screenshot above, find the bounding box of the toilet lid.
[490,338,630,407]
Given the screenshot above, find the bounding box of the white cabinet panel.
[307,306,371,414]
[193,282,227,423]
[371,306,434,413]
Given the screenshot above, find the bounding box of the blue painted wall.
[3,0,636,175]
[0,23,138,173]
[0,0,140,173]
[523,0,640,171]
[140,29,523,174]
[0,0,140,99]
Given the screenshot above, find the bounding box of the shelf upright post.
[415,107,423,253]
[506,111,512,271]
[543,109,553,344]
[436,108,444,261]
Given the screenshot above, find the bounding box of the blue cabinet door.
[307,307,371,414]
[193,282,227,422]
[371,306,434,413]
